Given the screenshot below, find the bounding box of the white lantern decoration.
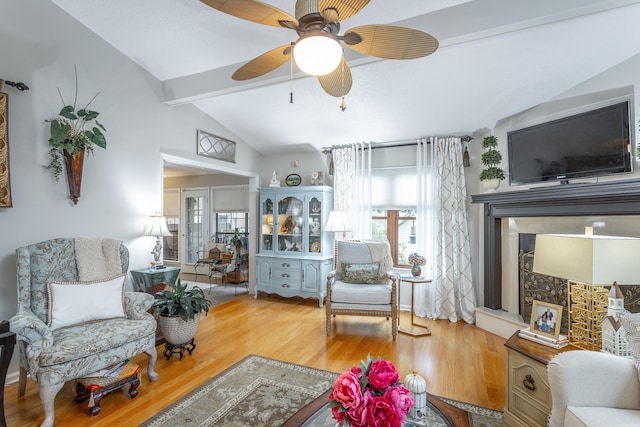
[404,370,427,421]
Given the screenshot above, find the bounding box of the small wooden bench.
[75,361,141,416]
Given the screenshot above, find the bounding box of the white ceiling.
[52,0,640,155]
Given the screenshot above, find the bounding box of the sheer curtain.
[414,138,435,317]
[332,143,372,239]
[430,136,477,323]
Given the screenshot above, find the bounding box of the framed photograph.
[530,300,563,340]
[285,173,301,186]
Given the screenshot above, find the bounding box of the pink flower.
[345,388,372,427]
[330,371,363,410]
[366,395,402,427]
[384,385,414,422]
[368,359,400,390]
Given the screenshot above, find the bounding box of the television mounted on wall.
[507,101,632,185]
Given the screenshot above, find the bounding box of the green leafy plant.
[479,135,506,181]
[45,67,107,181]
[153,279,211,322]
[230,228,242,246]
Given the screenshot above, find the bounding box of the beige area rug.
[139,354,505,427]
[138,355,337,426]
[183,281,249,308]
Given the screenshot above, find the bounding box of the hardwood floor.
[4,291,507,426]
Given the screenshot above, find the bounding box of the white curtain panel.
[332,143,372,239]
[430,136,477,324]
[414,138,436,317]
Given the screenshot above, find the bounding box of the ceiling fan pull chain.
[290,43,294,104]
[339,59,346,111]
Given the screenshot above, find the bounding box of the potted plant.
[45,68,107,204]
[152,279,211,346]
[479,135,506,192]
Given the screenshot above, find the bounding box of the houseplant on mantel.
[479,135,506,192]
[45,68,107,204]
[153,279,211,359]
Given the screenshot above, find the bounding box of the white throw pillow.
[47,275,126,330]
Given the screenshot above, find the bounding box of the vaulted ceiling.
[52,0,640,155]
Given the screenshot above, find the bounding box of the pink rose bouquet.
[330,355,414,427]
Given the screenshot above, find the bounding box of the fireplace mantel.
[471,179,640,309]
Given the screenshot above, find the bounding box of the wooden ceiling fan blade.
[319,0,370,23]
[232,45,292,81]
[201,0,296,28]
[345,25,439,59]
[318,58,352,97]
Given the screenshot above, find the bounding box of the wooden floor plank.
[4,290,507,426]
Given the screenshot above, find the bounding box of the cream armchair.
[547,350,640,426]
[9,238,158,427]
[326,240,398,339]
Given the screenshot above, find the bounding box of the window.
[372,209,417,267]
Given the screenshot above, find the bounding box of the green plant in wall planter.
[479,135,506,192]
[45,68,107,204]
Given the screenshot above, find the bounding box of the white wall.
[0,0,263,376]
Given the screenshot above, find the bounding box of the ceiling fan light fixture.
[293,34,342,76]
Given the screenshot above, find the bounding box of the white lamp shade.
[293,34,342,76]
[142,215,172,237]
[325,211,351,233]
[533,234,640,284]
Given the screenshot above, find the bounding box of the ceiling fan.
[201,0,439,100]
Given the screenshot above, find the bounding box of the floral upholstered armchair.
[326,240,398,339]
[9,238,158,427]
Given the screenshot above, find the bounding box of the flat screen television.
[507,101,632,185]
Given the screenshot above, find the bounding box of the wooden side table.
[0,321,16,427]
[130,266,181,293]
[398,276,432,337]
[504,331,579,427]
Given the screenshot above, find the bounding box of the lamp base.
[568,281,609,350]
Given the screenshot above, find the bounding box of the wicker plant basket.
[158,314,200,345]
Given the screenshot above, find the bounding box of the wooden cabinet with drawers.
[504,332,578,427]
[255,186,333,307]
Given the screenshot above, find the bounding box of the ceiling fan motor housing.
[295,0,319,20]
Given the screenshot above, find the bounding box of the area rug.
[440,397,506,427]
[139,355,337,426]
[140,354,505,427]
[184,281,249,308]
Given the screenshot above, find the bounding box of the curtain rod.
[0,79,30,92]
[322,135,473,154]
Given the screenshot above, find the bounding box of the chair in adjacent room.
[326,240,398,339]
[194,246,222,284]
[9,238,158,427]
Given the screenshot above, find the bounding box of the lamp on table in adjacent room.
[142,215,172,269]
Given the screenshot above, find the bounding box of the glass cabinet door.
[308,197,322,254]
[261,197,274,252]
[277,196,304,253]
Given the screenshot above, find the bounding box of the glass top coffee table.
[283,390,471,427]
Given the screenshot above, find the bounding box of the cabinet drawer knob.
[282,263,290,268]
[281,273,290,278]
[523,374,535,391]
[281,283,290,288]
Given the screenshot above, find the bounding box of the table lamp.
[142,215,172,267]
[325,211,351,240]
[532,227,640,349]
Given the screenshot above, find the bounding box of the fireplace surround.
[471,179,640,310]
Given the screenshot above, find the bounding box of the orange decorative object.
[63,148,84,205]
